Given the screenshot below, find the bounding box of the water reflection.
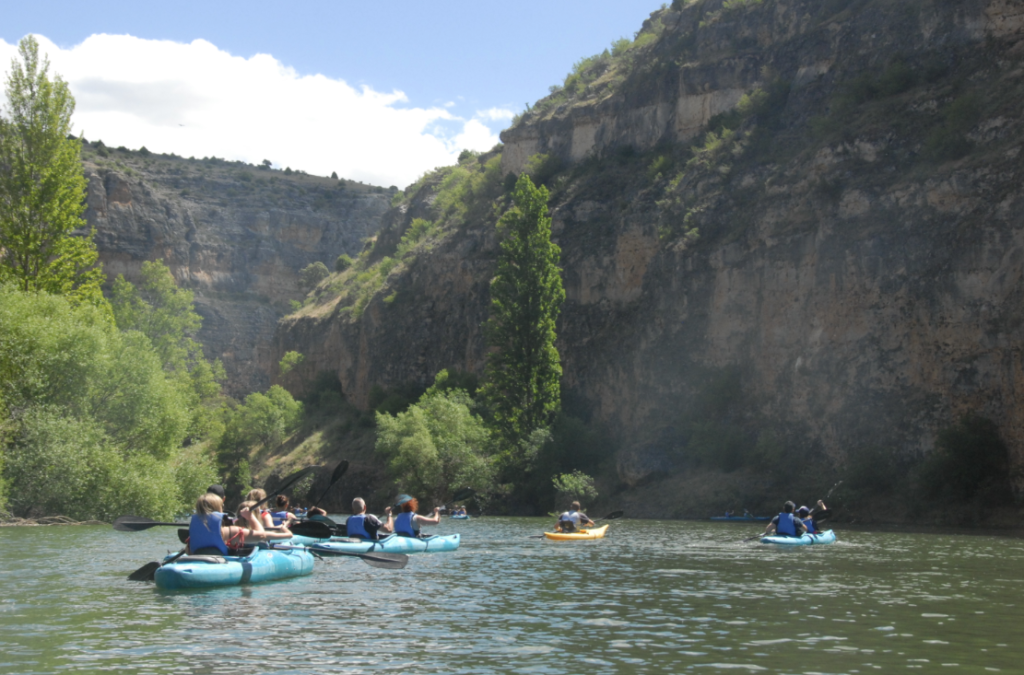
[0,519,1022,673]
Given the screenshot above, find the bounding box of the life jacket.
[395,511,419,537]
[189,512,227,555]
[346,514,374,540]
[776,512,798,536]
[802,517,816,534]
[559,511,581,525]
[271,510,290,526]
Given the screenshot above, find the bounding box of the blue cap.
[394,494,413,507]
[797,506,810,516]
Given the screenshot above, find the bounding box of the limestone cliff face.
[273,0,1024,498]
[84,151,390,395]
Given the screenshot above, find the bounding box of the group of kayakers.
[188,485,449,554]
[762,499,827,537]
[449,505,468,516]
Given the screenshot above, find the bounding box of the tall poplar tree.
[0,36,104,304]
[481,174,565,458]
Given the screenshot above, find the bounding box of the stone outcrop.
[270,0,1024,500]
[84,152,390,395]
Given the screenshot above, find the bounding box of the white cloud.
[476,107,516,122]
[0,34,504,188]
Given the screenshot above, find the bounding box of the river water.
[1,517,1022,674]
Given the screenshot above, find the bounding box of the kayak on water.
[760,529,837,546]
[450,514,471,520]
[154,543,315,590]
[543,524,609,541]
[710,515,770,522]
[304,532,460,555]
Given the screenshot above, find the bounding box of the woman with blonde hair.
[188,493,291,555]
[393,495,440,538]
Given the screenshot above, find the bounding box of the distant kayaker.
[797,500,827,534]
[555,501,595,533]
[394,495,441,537]
[763,501,807,538]
[188,493,291,555]
[346,498,393,540]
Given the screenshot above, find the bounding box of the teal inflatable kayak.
[761,529,836,546]
[307,532,460,555]
[450,514,470,520]
[154,544,315,589]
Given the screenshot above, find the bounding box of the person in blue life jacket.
[555,501,595,533]
[188,493,292,555]
[797,500,827,534]
[271,495,301,528]
[393,495,441,537]
[763,501,808,538]
[345,498,393,540]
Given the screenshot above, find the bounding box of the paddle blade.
[357,552,408,569]
[601,510,624,521]
[177,528,189,545]
[127,561,160,582]
[113,516,184,532]
[330,460,350,483]
[254,465,318,509]
[813,509,833,522]
[290,520,334,539]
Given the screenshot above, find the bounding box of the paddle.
[289,520,335,539]
[307,460,349,511]
[270,543,408,569]
[529,510,624,538]
[124,465,319,580]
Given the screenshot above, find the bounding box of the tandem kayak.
[154,544,315,590]
[710,515,770,522]
[306,532,460,555]
[450,514,471,520]
[760,529,836,546]
[543,524,609,541]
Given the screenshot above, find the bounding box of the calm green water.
[1,518,1022,674]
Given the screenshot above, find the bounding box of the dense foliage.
[375,371,495,505]
[0,36,104,305]
[0,285,216,519]
[480,174,564,457]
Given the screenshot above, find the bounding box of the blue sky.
[2,1,663,187]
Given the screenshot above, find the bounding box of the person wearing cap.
[393,495,440,537]
[555,501,595,533]
[345,498,393,540]
[763,501,807,538]
[798,500,827,534]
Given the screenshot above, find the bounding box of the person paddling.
[188,493,291,555]
[797,500,827,534]
[555,501,595,533]
[393,495,440,537]
[763,501,807,538]
[345,498,393,540]
[271,495,301,528]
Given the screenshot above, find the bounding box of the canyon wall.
[270,0,1024,497]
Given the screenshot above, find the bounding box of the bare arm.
[381,506,394,533]
[415,508,442,526]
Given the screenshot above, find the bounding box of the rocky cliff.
[82,147,391,396]
[269,0,1024,511]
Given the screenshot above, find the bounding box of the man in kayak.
[346,498,393,540]
[762,501,807,538]
[555,501,595,533]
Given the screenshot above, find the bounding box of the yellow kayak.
[543,524,608,540]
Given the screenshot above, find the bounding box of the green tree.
[376,371,495,504]
[278,350,304,376]
[110,260,225,439]
[552,470,598,506]
[300,261,329,289]
[0,36,104,305]
[480,174,565,457]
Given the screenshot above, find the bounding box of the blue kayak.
[711,515,770,522]
[450,514,470,520]
[761,529,836,546]
[305,532,460,555]
[154,544,315,589]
